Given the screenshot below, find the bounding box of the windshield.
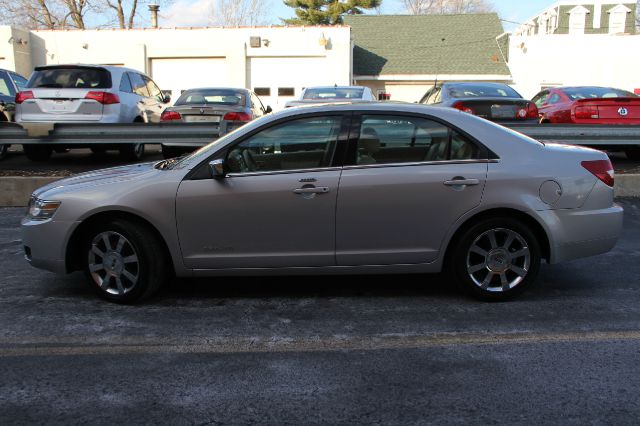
[562,87,637,100]
[447,84,521,99]
[302,87,365,100]
[28,67,112,89]
[175,89,246,106]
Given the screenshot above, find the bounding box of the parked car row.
[419,82,640,159]
[3,63,640,162]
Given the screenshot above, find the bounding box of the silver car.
[22,103,623,303]
[285,86,376,108]
[15,64,169,161]
[159,87,272,159]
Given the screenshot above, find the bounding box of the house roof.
[344,14,511,77]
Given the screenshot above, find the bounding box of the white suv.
[15,64,168,161]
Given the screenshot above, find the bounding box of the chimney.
[149,4,160,29]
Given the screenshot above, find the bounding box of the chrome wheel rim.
[466,228,531,293]
[88,231,139,295]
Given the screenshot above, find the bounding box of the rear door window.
[10,73,27,91]
[27,67,111,89]
[355,115,479,165]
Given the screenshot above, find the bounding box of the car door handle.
[293,187,330,194]
[443,178,480,186]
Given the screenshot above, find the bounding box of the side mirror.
[209,158,226,178]
[264,105,273,114]
[163,95,171,104]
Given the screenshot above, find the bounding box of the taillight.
[525,102,538,119]
[581,159,614,187]
[575,105,599,119]
[223,112,252,121]
[160,110,182,121]
[15,91,34,104]
[452,101,474,114]
[85,91,120,105]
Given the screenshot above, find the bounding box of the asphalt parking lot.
[1,199,640,424]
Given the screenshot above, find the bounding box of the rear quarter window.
[28,67,112,89]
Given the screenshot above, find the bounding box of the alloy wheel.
[88,231,140,295]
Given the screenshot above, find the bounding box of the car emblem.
[618,107,629,116]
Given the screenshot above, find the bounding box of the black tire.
[23,145,53,161]
[0,144,7,160]
[626,147,640,161]
[83,219,169,303]
[119,143,145,161]
[161,144,181,159]
[450,217,541,302]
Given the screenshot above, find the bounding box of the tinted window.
[27,67,111,89]
[357,115,478,165]
[303,87,365,100]
[447,84,521,98]
[0,72,14,96]
[176,89,246,106]
[562,87,637,100]
[128,73,149,97]
[548,93,561,104]
[119,73,133,93]
[10,73,27,91]
[227,116,342,173]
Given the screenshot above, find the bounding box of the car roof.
[442,82,513,88]
[180,87,249,92]
[303,86,368,90]
[33,64,143,75]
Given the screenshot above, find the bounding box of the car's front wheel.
[451,218,541,302]
[84,219,169,303]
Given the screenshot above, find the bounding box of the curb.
[1,174,639,208]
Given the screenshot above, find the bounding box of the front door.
[176,114,348,269]
[336,113,488,266]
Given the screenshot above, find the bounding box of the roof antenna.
[433,37,446,89]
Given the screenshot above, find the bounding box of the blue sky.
[164,0,557,30]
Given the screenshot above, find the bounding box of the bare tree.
[403,0,494,15]
[209,0,271,26]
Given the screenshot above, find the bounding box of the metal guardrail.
[0,121,639,146]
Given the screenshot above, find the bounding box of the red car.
[532,86,640,125]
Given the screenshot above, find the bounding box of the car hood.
[33,161,161,198]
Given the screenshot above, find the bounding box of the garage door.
[150,58,227,102]
[248,57,334,111]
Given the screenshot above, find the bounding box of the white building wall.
[0,26,351,109]
[508,34,640,98]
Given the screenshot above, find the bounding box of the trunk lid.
[20,88,105,122]
[452,98,534,121]
[573,97,640,122]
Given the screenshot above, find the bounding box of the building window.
[568,6,589,35]
[278,87,295,97]
[608,5,631,34]
[254,87,270,96]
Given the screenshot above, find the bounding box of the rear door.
[20,66,109,122]
[143,76,166,122]
[335,113,488,266]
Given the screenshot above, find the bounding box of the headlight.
[26,197,61,221]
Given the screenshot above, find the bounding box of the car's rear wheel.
[84,219,169,303]
[119,143,145,161]
[23,145,53,161]
[451,218,541,302]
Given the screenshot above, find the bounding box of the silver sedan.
[21,103,623,303]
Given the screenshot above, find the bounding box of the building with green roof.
[344,14,512,103]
